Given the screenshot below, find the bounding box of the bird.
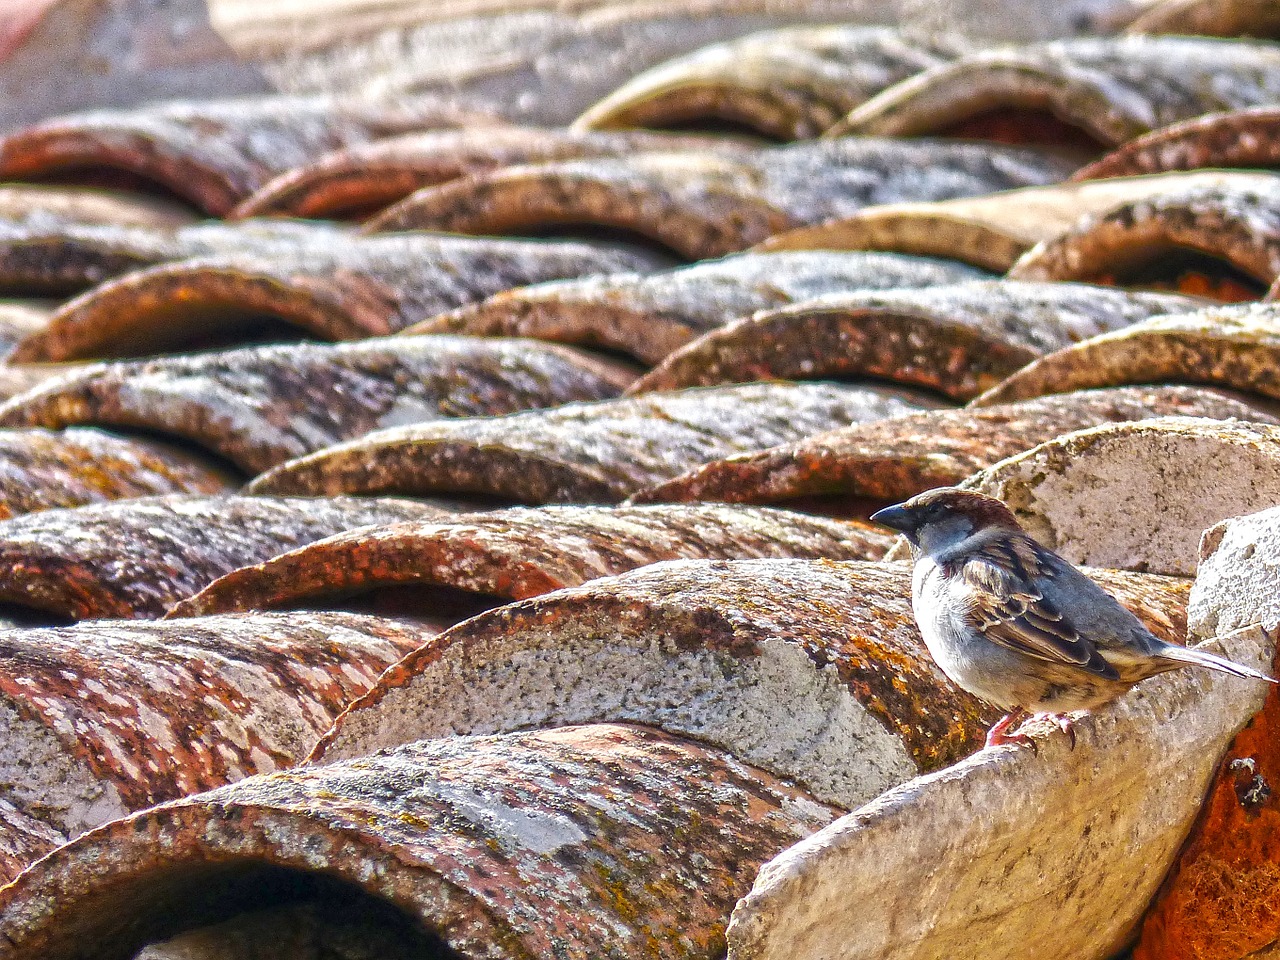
[870,487,1275,750]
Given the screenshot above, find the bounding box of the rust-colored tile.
[0,183,194,229]
[0,336,633,476]
[832,36,1280,149]
[1076,108,1280,181]
[364,139,1075,259]
[632,386,1272,510]
[0,723,839,960]
[0,95,501,215]
[245,382,938,502]
[629,281,1194,399]
[0,611,432,881]
[574,25,961,140]
[1008,173,1280,297]
[404,250,985,365]
[233,127,741,220]
[0,494,457,621]
[0,427,229,520]
[168,502,892,619]
[10,232,659,362]
[974,304,1280,408]
[1126,0,1280,39]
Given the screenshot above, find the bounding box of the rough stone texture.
[634,386,1272,510]
[974,304,1280,408]
[317,557,1188,806]
[246,382,938,501]
[0,612,433,881]
[833,36,1280,146]
[1076,108,1280,181]
[1189,505,1280,641]
[1008,174,1280,293]
[234,127,738,220]
[0,96,498,216]
[170,503,893,618]
[630,281,1192,398]
[757,172,1254,272]
[0,494,454,620]
[365,139,1075,259]
[1126,0,1280,38]
[0,336,633,475]
[0,427,229,520]
[965,416,1280,576]
[0,723,840,960]
[405,250,985,365]
[574,26,961,140]
[10,233,658,362]
[726,623,1276,960]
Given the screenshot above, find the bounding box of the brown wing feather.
[957,538,1121,681]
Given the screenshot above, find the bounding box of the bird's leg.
[985,707,1035,750]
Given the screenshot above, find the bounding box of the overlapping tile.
[169,503,892,619]
[0,427,229,520]
[1126,0,1280,39]
[0,95,500,215]
[0,722,838,960]
[0,336,633,475]
[246,382,938,502]
[317,558,1186,802]
[632,386,1265,511]
[1076,108,1280,181]
[0,612,433,882]
[966,416,1280,576]
[365,139,1076,259]
[630,281,1193,397]
[574,25,961,140]
[832,36,1280,148]
[757,172,1254,272]
[9,233,659,362]
[405,250,985,365]
[1008,173,1280,298]
[974,304,1280,407]
[234,128,740,220]
[0,494,456,621]
[0,183,194,230]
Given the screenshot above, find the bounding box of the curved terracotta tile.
[0,336,633,476]
[631,386,1265,510]
[0,217,350,296]
[0,299,49,358]
[974,305,1280,407]
[317,557,1187,803]
[365,140,1075,259]
[245,382,938,502]
[0,494,457,621]
[832,36,1280,147]
[0,95,500,215]
[0,611,432,881]
[0,183,194,229]
[10,233,658,363]
[1126,0,1280,39]
[757,172,1255,272]
[967,416,1280,575]
[0,798,64,888]
[0,723,837,960]
[1076,108,1280,181]
[0,427,229,520]
[574,26,960,140]
[168,503,891,619]
[233,127,739,220]
[404,250,985,365]
[1008,173,1280,297]
[630,281,1193,398]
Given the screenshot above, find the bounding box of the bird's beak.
[870,504,914,533]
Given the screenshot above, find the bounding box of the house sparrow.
[870,487,1275,749]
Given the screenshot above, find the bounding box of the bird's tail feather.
[1158,643,1277,683]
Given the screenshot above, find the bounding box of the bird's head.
[870,487,1023,555]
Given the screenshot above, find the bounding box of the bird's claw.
[985,710,1079,752]
[985,727,1038,753]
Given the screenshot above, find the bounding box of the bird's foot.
[1028,711,1077,750]
[985,709,1036,752]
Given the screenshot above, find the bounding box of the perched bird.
[870,487,1275,749]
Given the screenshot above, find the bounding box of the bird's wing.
[956,536,1121,681]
